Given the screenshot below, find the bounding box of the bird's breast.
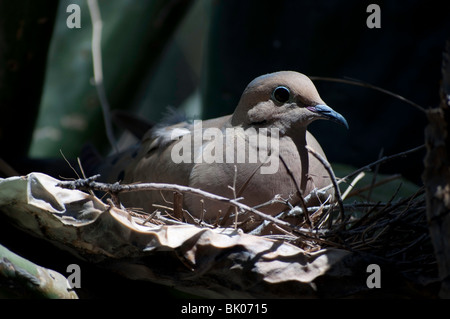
[185,132,307,221]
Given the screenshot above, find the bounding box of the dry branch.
[310,76,427,114]
[56,175,322,238]
[340,145,425,183]
[306,145,345,221]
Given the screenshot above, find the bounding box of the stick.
[56,175,321,236]
[173,192,183,220]
[346,174,401,199]
[341,172,365,200]
[229,165,239,229]
[306,146,345,221]
[279,154,312,226]
[367,148,384,203]
[87,0,117,153]
[59,149,80,179]
[341,144,425,182]
[313,144,425,200]
[310,76,426,114]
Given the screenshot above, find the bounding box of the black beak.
[308,104,349,129]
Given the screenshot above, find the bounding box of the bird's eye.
[272,86,290,103]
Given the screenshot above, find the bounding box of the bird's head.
[231,71,348,134]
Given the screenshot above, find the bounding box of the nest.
[69,145,434,257]
[46,144,436,297]
[324,189,435,280]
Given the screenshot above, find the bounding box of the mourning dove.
[90,71,348,228]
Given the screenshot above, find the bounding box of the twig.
[200,199,206,224]
[173,192,183,220]
[341,144,425,183]
[354,183,404,238]
[306,146,345,221]
[228,165,240,229]
[59,149,80,179]
[309,195,333,229]
[151,203,174,212]
[279,153,312,226]
[213,210,222,227]
[297,190,312,227]
[179,207,199,225]
[252,194,291,211]
[248,220,271,236]
[346,174,402,199]
[280,201,388,219]
[220,156,266,226]
[56,175,321,236]
[309,76,427,114]
[367,148,384,203]
[152,211,188,226]
[347,202,383,230]
[76,156,96,196]
[341,171,365,200]
[87,0,117,153]
[385,233,428,258]
[313,145,424,207]
[141,210,159,225]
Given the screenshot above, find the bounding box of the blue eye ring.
[272,86,290,103]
